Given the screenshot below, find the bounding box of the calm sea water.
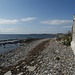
[0,34,56,54]
[0,34,56,40]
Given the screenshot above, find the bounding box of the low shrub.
[56,57,60,60]
[62,40,71,46]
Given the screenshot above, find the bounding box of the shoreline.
[0,38,43,46]
[0,38,44,55]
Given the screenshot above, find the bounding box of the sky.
[0,0,75,34]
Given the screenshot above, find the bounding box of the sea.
[0,34,56,54]
[0,34,56,40]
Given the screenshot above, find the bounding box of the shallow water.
[0,43,21,54]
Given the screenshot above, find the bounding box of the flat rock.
[27,66,36,71]
[4,71,12,75]
[17,72,23,75]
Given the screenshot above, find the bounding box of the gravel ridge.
[36,39,75,75]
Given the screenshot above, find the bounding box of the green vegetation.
[62,31,71,46]
[62,38,71,46]
[56,57,60,60]
[56,31,72,46]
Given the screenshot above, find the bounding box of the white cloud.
[63,26,72,28]
[21,17,36,21]
[0,28,14,32]
[38,25,72,34]
[41,27,53,29]
[0,17,36,25]
[0,19,19,24]
[40,20,73,25]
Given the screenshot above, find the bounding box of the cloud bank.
[0,17,36,25]
[21,17,36,21]
[0,19,19,24]
[40,20,73,25]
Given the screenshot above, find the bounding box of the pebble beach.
[0,38,75,75]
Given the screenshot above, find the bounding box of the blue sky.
[0,0,74,34]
